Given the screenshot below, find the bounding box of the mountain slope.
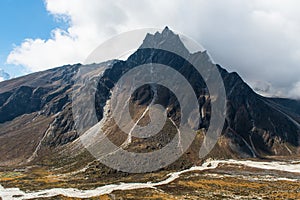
[0,28,299,169]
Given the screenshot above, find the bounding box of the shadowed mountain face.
[0,27,299,168]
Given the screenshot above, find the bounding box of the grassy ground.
[1,162,299,199]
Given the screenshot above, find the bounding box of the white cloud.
[7,30,83,71]
[289,82,300,99]
[6,0,300,98]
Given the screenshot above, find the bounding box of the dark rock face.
[0,85,50,123]
[93,28,300,158]
[0,64,80,164]
[45,104,77,146]
[220,66,300,156]
[0,28,299,166]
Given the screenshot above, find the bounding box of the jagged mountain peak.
[139,26,190,57]
[161,26,172,36]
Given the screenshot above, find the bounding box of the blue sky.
[0,0,66,77]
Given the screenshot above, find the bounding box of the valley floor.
[1,159,300,199]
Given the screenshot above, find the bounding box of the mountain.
[0,69,10,82]
[0,27,299,171]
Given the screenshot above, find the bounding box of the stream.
[1,159,300,199]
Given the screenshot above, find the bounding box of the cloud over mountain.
[6,0,300,98]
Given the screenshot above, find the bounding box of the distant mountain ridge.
[0,27,299,170]
[0,69,10,81]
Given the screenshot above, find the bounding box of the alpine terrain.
[0,27,299,199]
